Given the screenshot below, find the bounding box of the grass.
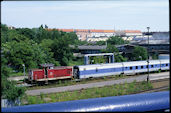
[21,80,153,105]
[9,72,25,77]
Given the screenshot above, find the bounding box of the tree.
[131,46,148,61]
[2,37,49,71]
[15,28,36,40]
[101,44,127,62]
[107,36,129,45]
[40,39,60,66]
[96,41,106,45]
[1,24,9,43]
[90,56,106,64]
[45,24,48,29]
[1,51,25,102]
[1,79,26,101]
[51,36,73,66]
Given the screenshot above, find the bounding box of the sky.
[1,0,169,32]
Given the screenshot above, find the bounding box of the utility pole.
[22,64,25,82]
[147,27,150,82]
[22,64,25,76]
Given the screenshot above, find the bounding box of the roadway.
[26,72,169,96]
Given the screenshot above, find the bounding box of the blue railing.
[2,91,169,112]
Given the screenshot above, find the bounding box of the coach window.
[130,67,133,70]
[141,66,143,69]
[151,65,153,68]
[136,66,138,69]
[146,65,149,68]
[166,64,168,66]
[96,68,98,72]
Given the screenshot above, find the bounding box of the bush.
[2,79,26,102]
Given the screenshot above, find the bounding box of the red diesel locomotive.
[28,64,73,83]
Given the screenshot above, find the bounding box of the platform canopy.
[84,53,114,65]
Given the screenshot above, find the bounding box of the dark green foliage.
[1,55,12,78]
[114,54,127,62]
[101,44,127,62]
[1,23,80,102]
[1,55,25,101]
[90,56,106,64]
[131,46,148,61]
[107,36,129,45]
[1,79,26,101]
[152,53,158,60]
[96,41,106,45]
[15,28,36,40]
[1,23,79,71]
[51,37,73,66]
[2,39,47,71]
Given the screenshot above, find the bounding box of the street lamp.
[147,27,150,82]
[22,64,25,76]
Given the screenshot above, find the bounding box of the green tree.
[96,41,106,45]
[1,79,26,101]
[2,37,48,71]
[131,46,148,61]
[101,44,127,62]
[45,24,48,29]
[15,28,36,40]
[40,39,60,66]
[1,24,9,43]
[1,51,25,102]
[107,36,129,45]
[51,36,73,66]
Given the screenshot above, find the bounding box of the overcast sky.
[1,0,169,32]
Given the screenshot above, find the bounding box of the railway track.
[16,71,169,88]
[26,72,169,96]
[141,86,169,93]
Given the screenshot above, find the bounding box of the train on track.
[27,59,169,84]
